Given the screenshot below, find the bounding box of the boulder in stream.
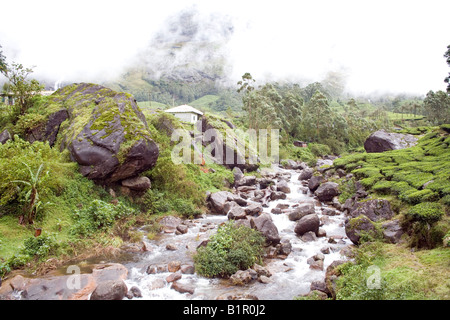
[294,214,320,236]
[250,213,281,245]
[90,279,128,300]
[314,182,339,202]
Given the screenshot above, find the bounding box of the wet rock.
[250,213,281,245]
[146,264,167,274]
[236,176,256,187]
[244,203,263,216]
[227,205,247,220]
[90,280,128,300]
[322,207,338,216]
[271,208,282,214]
[276,239,292,256]
[253,264,272,278]
[317,228,327,237]
[166,243,178,251]
[308,175,324,192]
[270,191,287,201]
[310,280,330,296]
[294,214,320,236]
[176,224,188,234]
[166,273,182,283]
[276,179,291,193]
[171,281,195,294]
[180,264,195,274]
[209,191,234,214]
[301,231,317,242]
[257,178,273,189]
[148,278,165,290]
[126,286,142,299]
[159,215,182,233]
[314,182,339,202]
[298,168,314,181]
[288,203,315,221]
[320,246,330,254]
[168,261,181,273]
[230,269,257,286]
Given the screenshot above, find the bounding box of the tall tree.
[424,90,450,124]
[237,73,256,128]
[0,45,7,75]
[444,44,450,93]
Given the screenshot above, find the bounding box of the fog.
[0,0,449,95]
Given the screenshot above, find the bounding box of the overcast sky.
[0,0,449,95]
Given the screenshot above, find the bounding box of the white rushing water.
[123,168,350,300]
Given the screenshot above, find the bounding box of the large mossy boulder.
[196,114,259,171]
[364,130,418,153]
[45,83,159,184]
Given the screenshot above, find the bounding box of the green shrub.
[194,221,265,278]
[21,234,58,259]
[406,202,444,224]
[309,143,332,157]
[70,199,135,237]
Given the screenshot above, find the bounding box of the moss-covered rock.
[43,83,159,183]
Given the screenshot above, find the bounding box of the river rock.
[314,182,339,202]
[308,175,324,192]
[348,199,394,222]
[126,286,142,299]
[176,224,188,234]
[364,130,418,153]
[294,214,320,236]
[236,175,256,187]
[230,269,257,286]
[180,264,195,274]
[228,205,247,220]
[232,166,244,185]
[148,278,165,290]
[270,191,287,201]
[301,231,317,242]
[250,213,281,245]
[288,202,315,221]
[159,215,182,233]
[90,279,128,300]
[298,168,314,180]
[166,273,182,283]
[168,261,181,273]
[276,179,291,193]
[171,281,195,294]
[345,215,378,245]
[277,238,292,256]
[209,191,234,214]
[245,202,263,216]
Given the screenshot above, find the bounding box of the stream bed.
[120,168,351,300]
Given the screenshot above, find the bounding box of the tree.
[423,90,450,124]
[0,45,7,75]
[444,44,450,93]
[2,62,44,117]
[237,73,256,128]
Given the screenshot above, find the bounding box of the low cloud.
[0,0,449,95]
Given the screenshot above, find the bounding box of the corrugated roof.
[165,105,204,115]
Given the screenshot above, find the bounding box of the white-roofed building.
[165,105,203,124]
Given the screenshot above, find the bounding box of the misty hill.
[104,7,234,107]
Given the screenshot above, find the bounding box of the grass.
[188,95,220,110]
[335,242,450,300]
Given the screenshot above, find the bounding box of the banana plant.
[12,162,48,225]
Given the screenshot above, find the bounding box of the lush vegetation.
[193,221,265,278]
